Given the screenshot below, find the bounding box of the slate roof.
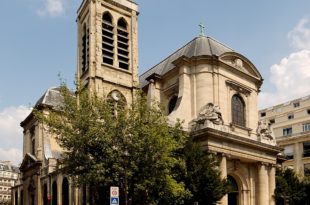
[139,35,235,88]
[35,87,64,108]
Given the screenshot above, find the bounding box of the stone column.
[269,165,276,205]
[219,154,228,205]
[258,163,269,205]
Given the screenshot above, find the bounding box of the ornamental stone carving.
[194,103,224,126]
[256,121,276,145]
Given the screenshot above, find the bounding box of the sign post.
[110,186,119,205]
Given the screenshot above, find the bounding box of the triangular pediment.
[20,153,40,172]
[220,52,262,79]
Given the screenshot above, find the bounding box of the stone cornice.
[191,127,283,154]
[226,80,253,96]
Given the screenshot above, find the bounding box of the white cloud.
[37,0,67,17]
[288,18,310,50]
[0,106,31,165]
[260,18,310,108]
[259,50,310,108]
[0,148,23,166]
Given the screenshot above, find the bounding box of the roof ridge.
[139,36,200,77]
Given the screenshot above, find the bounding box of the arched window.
[52,181,57,205]
[20,190,23,205]
[82,185,87,205]
[227,175,239,205]
[231,94,245,127]
[15,191,18,205]
[43,184,48,205]
[62,178,69,205]
[102,12,114,65]
[168,96,178,114]
[117,18,129,70]
[81,24,90,72]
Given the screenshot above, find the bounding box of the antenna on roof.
[199,22,206,36]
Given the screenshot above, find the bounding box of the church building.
[12,0,282,205]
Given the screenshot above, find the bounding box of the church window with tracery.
[231,95,245,127]
[102,12,114,65]
[117,18,129,69]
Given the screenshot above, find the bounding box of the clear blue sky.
[1,0,310,164]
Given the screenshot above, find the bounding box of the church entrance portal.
[228,175,239,205]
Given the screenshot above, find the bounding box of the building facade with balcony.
[0,161,19,205]
[259,95,310,177]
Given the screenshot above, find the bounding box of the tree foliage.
[35,84,228,205]
[182,139,228,205]
[275,168,307,205]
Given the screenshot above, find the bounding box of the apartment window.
[117,18,129,70]
[269,119,275,124]
[303,123,310,132]
[307,109,310,115]
[260,112,266,117]
[305,163,310,176]
[102,12,114,65]
[293,102,300,108]
[283,145,294,160]
[231,95,245,127]
[283,127,292,136]
[288,114,294,120]
[303,142,310,157]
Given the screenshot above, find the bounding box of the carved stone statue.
[256,121,273,140]
[194,103,224,126]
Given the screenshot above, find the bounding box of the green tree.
[275,168,306,205]
[36,85,190,205]
[301,176,310,205]
[36,84,228,205]
[182,139,228,205]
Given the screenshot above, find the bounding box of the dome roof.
[140,35,235,88]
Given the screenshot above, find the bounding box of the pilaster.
[269,165,276,205]
[258,162,269,205]
[219,154,228,205]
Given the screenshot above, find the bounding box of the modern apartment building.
[259,95,310,177]
[0,161,19,205]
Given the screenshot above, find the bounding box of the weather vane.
[199,22,206,36]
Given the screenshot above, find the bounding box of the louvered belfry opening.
[102,12,114,65]
[82,24,89,72]
[117,18,129,70]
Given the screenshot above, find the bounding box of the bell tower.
[77,0,139,104]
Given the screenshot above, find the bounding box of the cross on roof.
[199,23,206,36]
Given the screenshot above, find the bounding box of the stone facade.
[0,161,19,205]
[12,1,139,205]
[12,0,282,205]
[77,0,139,104]
[259,95,310,177]
[140,35,281,205]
